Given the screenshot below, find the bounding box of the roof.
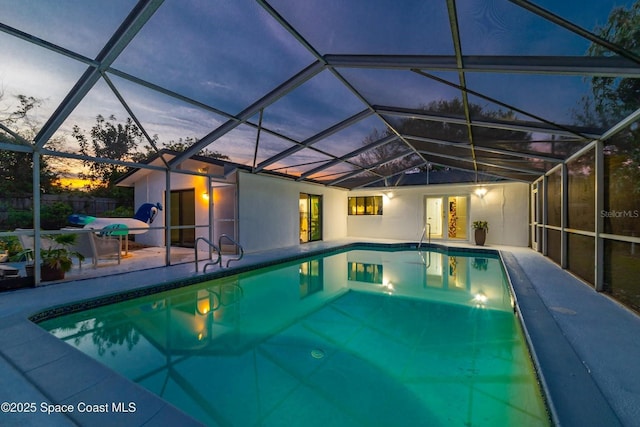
[115,148,282,187]
[1,0,639,189]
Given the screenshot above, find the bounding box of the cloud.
[0,36,86,121]
[1,0,138,57]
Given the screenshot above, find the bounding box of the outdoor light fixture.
[202,191,209,201]
[474,187,487,198]
[381,279,395,294]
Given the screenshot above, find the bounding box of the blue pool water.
[40,249,550,426]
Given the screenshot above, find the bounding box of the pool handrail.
[218,234,244,268]
[418,223,431,249]
[195,237,221,272]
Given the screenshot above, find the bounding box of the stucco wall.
[134,170,529,251]
[133,171,212,247]
[237,172,348,253]
[347,182,530,247]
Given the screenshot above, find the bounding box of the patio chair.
[14,228,56,261]
[62,228,121,267]
[98,223,130,255]
[0,264,20,278]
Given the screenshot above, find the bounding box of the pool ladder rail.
[417,223,432,249]
[195,234,244,272]
[417,223,432,267]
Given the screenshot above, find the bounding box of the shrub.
[40,202,73,230]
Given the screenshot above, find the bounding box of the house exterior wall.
[133,171,212,247]
[346,182,530,247]
[133,170,529,251]
[237,172,348,253]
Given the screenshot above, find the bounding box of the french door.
[425,195,468,241]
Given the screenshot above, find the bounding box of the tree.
[587,2,640,124]
[163,137,229,160]
[73,114,144,188]
[0,93,59,195]
[72,117,231,203]
[0,93,40,128]
[353,127,411,178]
[73,116,231,184]
[133,136,230,163]
[585,1,640,197]
[0,150,58,195]
[354,98,533,182]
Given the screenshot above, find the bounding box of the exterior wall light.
[474,187,487,198]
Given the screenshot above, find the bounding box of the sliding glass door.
[170,189,195,247]
[299,193,322,243]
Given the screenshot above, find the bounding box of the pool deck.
[0,239,639,426]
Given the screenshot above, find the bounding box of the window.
[347,262,383,283]
[300,260,323,298]
[348,196,383,215]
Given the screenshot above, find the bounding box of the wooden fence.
[0,195,118,229]
[1,195,117,214]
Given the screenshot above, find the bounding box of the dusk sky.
[1,0,638,181]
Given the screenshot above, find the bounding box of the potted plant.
[39,234,84,281]
[472,221,489,246]
[0,246,8,263]
[472,257,488,270]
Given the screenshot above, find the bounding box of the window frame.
[348,196,383,216]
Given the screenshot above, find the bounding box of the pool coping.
[500,251,621,427]
[1,241,637,426]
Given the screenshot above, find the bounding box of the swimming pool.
[39,248,550,426]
